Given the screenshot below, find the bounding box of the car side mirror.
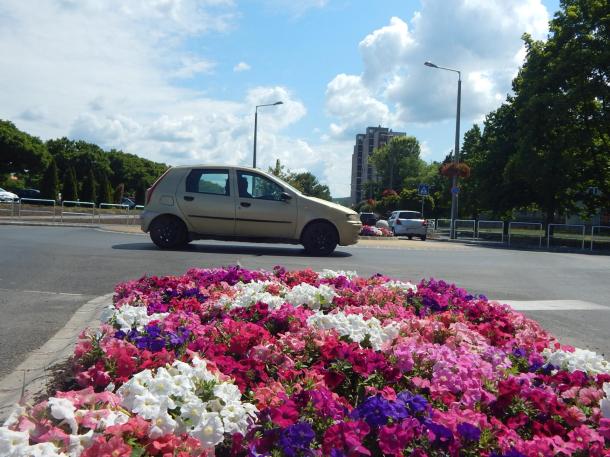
[280,192,292,202]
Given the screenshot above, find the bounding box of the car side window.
[237,171,284,201]
[186,169,230,196]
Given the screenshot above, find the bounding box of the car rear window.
[398,211,421,219]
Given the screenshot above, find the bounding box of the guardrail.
[508,222,543,247]
[18,198,57,222]
[455,219,476,239]
[0,201,19,217]
[547,224,585,250]
[434,219,452,237]
[98,203,130,224]
[476,220,504,243]
[591,225,610,252]
[61,200,95,223]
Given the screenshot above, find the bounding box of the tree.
[40,157,59,200]
[114,183,125,204]
[268,159,332,200]
[97,170,112,204]
[289,172,332,200]
[369,136,426,192]
[62,167,78,201]
[0,120,50,175]
[81,168,97,203]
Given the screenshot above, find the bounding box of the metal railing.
[0,201,19,217]
[18,198,57,222]
[434,219,452,237]
[547,224,585,250]
[455,219,476,239]
[508,222,543,247]
[591,225,610,252]
[98,203,130,224]
[476,220,504,243]
[60,200,95,223]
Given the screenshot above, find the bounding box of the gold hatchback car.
[141,165,362,255]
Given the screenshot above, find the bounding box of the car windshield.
[265,173,302,195]
[0,188,6,192]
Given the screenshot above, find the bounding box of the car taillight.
[423,220,428,226]
[145,168,171,206]
[395,219,402,225]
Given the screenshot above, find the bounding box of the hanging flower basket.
[439,162,471,178]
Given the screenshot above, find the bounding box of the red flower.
[270,400,299,427]
[323,420,371,456]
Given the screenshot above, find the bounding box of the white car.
[0,187,18,202]
[388,210,428,240]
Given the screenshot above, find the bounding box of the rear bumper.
[140,210,161,233]
[393,225,427,236]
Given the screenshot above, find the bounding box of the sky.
[1,0,561,197]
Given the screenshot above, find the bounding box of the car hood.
[301,195,357,216]
[0,191,17,197]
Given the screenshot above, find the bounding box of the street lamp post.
[253,101,283,168]
[424,61,461,240]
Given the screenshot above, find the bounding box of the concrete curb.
[0,293,113,422]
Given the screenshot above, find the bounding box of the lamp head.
[424,61,438,68]
[274,101,283,105]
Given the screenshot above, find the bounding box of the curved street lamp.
[253,101,283,168]
[424,60,461,239]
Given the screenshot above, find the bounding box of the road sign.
[451,186,460,195]
[418,184,429,196]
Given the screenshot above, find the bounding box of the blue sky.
[1,0,560,197]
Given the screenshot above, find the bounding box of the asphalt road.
[1,225,609,378]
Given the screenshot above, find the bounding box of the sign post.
[418,184,429,217]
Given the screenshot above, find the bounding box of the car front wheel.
[302,222,338,256]
[149,215,188,249]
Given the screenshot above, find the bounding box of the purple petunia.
[457,422,481,442]
[278,422,315,457]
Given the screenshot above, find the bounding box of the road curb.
[0,293,113,422]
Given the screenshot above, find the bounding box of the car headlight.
[346,214,359,222]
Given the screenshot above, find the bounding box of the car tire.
[302,221,338,256]
[391,228,396,236]
[149,215,188,249]
[420,235,427,241]
[407,235,413,240]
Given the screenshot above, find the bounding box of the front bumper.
[338,221,362,246]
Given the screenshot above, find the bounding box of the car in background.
[388,210,428,240]
[14,188,41,199]
[141,165,362,255]
[359,212,378,226]
[121,197,137,209]
[0,187,19,202]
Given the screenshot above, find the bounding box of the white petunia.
[307,311,400,350]
[0,427,29,457]
[601,383,610,419]
[383,280,418,293]
[285,283,337,310]
[106,305,168,332]
[68,430,93,457]
[191,411,224,447]
[220,402,257,435]
[213,383,242,405]
[131,390,162,420]
[25,442,67,457]
[542,347,610,375]
[47,397,77,434]
[318,269,357,279]
[148,406,178,439]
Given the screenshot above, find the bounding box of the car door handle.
[240,202,251,207]
[184,196,194,201]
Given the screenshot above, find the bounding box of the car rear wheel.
[420,235,427,241]
[149,215,188,249]
[302,222,338,256]
[407,235,413,240]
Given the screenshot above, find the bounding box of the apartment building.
[350,126,405,205]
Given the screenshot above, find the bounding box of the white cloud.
[260,0,328,16]
[233,61,251,72]
[173,56,216,78]
[324,0,551,138]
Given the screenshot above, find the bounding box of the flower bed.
[2,266,610,456]
[360,225,393,237]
